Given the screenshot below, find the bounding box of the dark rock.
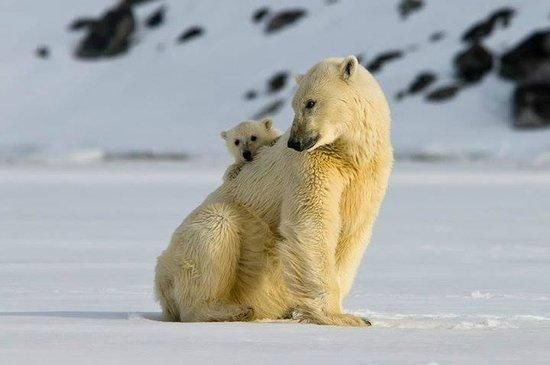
[462,7,515,44]
[252,7,269,23]
[500,30,550,81]
[408,72,437,94]
[244,90,258,100]
[396,71,436,100]
[35,46,50,59]
[177,26,204,43]
[398,0,423,20]
[127,0,160,5]
[267,71,289,93]
[429,31,445,42]
[366,50,404,74]
[146,6,165,28]
[75,2,136,59]
[488,7,515,29]
[69,17,97,31]
[253,99,285,119]
[462,19,494,43]
[265,9,306,34]
[425,84,461,102]
[513,81,550,129]
[454,43,493,83]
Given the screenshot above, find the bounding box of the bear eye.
[251,135,257,141]
[305,100,316,109]
[234,139,240,146]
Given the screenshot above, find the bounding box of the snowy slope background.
[1,0,550,165]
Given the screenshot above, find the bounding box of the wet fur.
[155,56,393,326]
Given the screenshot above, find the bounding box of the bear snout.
[242,150,253,161]
[287,138,301,151]
[287,135,319,152]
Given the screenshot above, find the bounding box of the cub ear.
[294,74,304,85]
[262,118,273,130]
[220,131,228,140]
[341,55,358,81]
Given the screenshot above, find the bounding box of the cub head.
[288,55,387,153]
[221,118,280,162]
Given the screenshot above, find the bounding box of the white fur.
[155,56,393,326]
[221,119,281,181]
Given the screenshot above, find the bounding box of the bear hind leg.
[172,203,256,323]
[194,303,255,322]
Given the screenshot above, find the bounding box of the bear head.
[288,55,390,157]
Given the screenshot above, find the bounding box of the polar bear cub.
[221,118,281,180]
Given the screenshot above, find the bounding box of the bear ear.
[221,131,228,140]
[341,55,358,81]
[262,118,273,130]
[294,74,305,85]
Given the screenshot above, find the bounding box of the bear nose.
[288,135,319,152]
[242,150,253,161]
[287,138,302,152]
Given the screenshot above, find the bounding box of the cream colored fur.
[221,118,281,181]
[155,56,393,326]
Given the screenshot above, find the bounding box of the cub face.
[221,118,280,162]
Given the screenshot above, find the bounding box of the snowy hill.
[1,0,550,164]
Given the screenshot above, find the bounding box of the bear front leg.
[278,175,369,327]
[223,162,245,181]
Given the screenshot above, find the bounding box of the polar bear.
[155,56,393,326]
[221,118,281,181]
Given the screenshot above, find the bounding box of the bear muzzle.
[242,150,253,161]
[287,134,319,152]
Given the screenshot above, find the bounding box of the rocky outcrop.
[146,6,165,28]
[500,30,550,81]
[74,2,136,59]
[265,9,306,34]
[398,0,424,20]
[454,43,494,83]
[513,80,550,129]
[366,50,404,74]
[425,84,461,102]
[177,26,204,44]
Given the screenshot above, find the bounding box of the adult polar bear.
[155,56,393,327]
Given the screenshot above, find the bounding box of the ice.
[1,162,549,363]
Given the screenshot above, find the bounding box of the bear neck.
[317,134,388,175]
[332,121,390,171]
[338,78,392,169]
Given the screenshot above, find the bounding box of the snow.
[1,162,549,363]
[2,0,550,362]
[1,0,550,164]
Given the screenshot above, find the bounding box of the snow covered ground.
[1,161,549,364]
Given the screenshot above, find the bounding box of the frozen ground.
[1,161,549,364]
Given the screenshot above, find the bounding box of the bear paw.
[232,306,255,322]
[289,307,371,327]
